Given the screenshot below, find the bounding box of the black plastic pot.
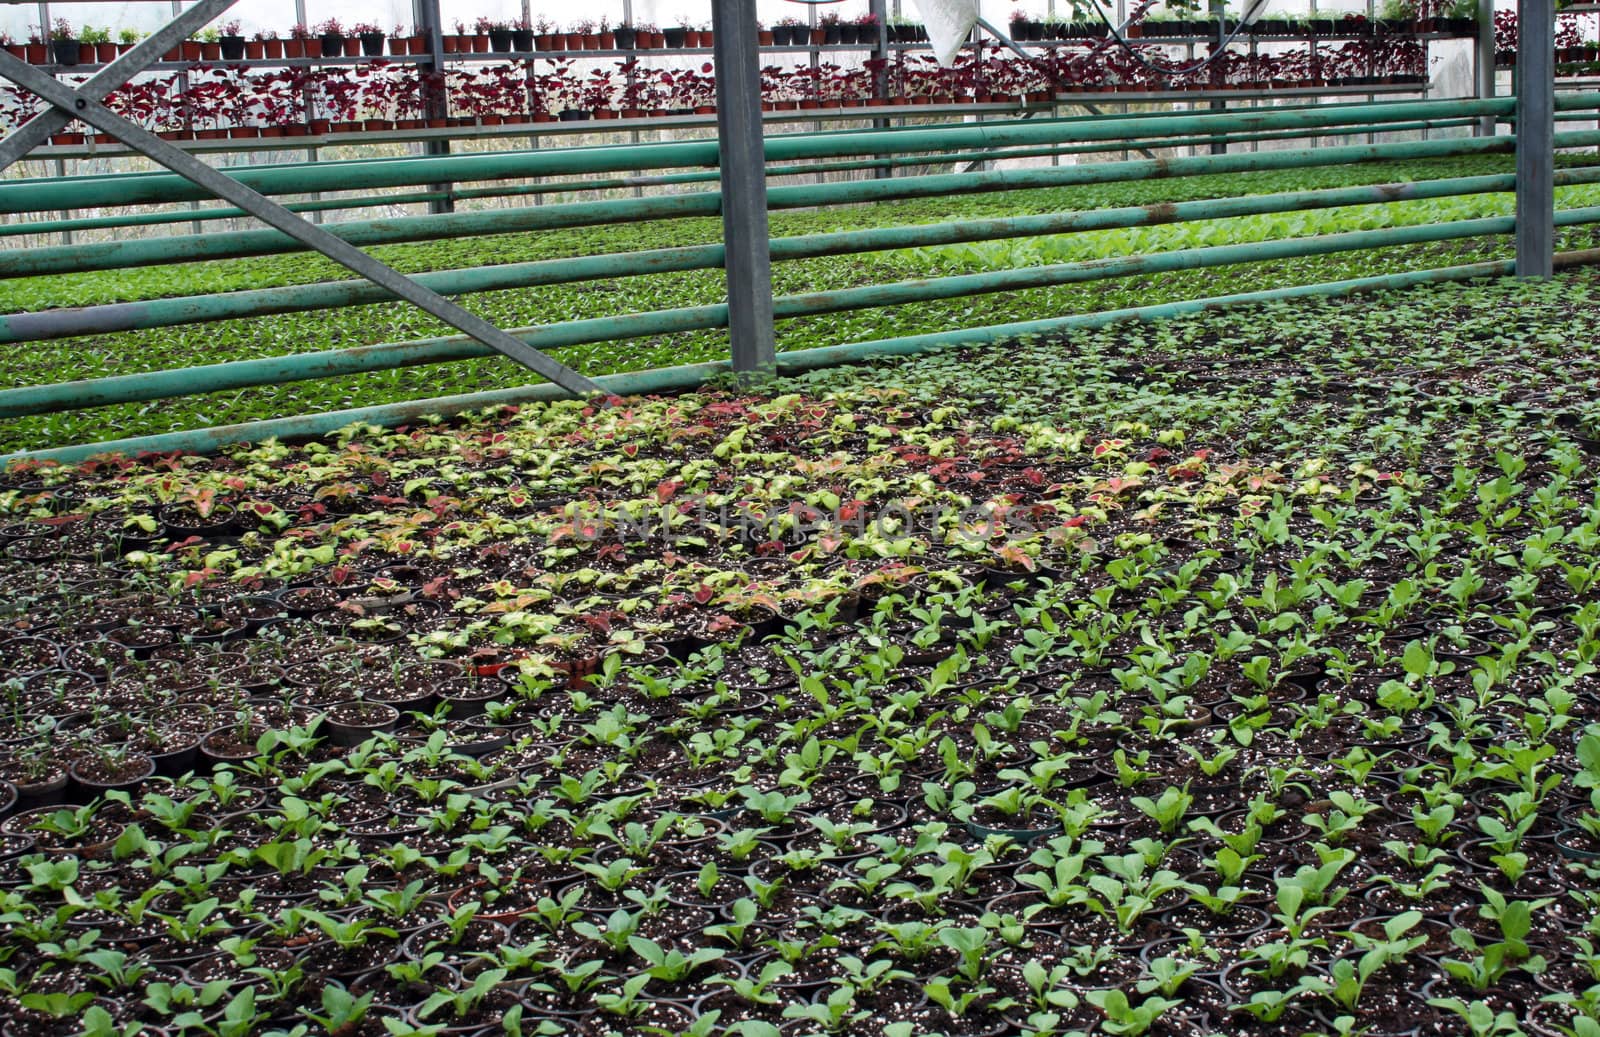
[158,502,239,540]
[147,733,204,778]
[51,39,80,65]
[200,723,268,766]
[663,27,688,48]
[69,752,156,797]
[488,28,513,52]
[9,765,68,810]
[360,31,385,56]
[324,700,400,746]
[446,676,507,718]
[219,35,246,59]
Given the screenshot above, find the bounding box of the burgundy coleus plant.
[581,68,614,112]
[616,58,652,111]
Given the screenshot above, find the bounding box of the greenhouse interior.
[2,0,1600,1033]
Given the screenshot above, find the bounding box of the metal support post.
[414,0,454,214]
[1476,0,1495,136]
[1516,0,1554,278]
[1209,0,1227,154]
[711,0,776,379]
[870,0,891,178]
[0,48,602,396]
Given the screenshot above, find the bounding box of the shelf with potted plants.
[0,29,1464,109]
[0,15,1443,152]
[1493,6,1600,69]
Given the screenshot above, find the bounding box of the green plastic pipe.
[13,202,1596,420]
[6,93,1477,193]
[0,95,1534,215]
[0,171,1546,345]
[0,189,451,237]
[0,258,1519,466]
[0,192,725,278]
[0,132,1534,279]
[0,115,1484,241]
[19,96,1440,203]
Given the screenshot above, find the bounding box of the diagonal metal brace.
[973,16,1157,162]
[0,0,236,174]
[0,52,604,398]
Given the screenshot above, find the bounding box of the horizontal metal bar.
[0,131,1546,280]
[0,193,724,278]
[14,197,1598,420]
[0,95,1553,215]
[0,258,1522,465]
[0,116,1486,241]
[0,50,605,398]
[0,190,451,237]
[0,171,1551,346]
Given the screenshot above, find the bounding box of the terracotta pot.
[245,41,265,59]
[409,35,427,55]
[200,41,220,60]
[180,40,201,61]
[759,30,775,46]
[25,43,47,63]
[264,39,283,58]
[471,34,489,52]
[95,42,117,63]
